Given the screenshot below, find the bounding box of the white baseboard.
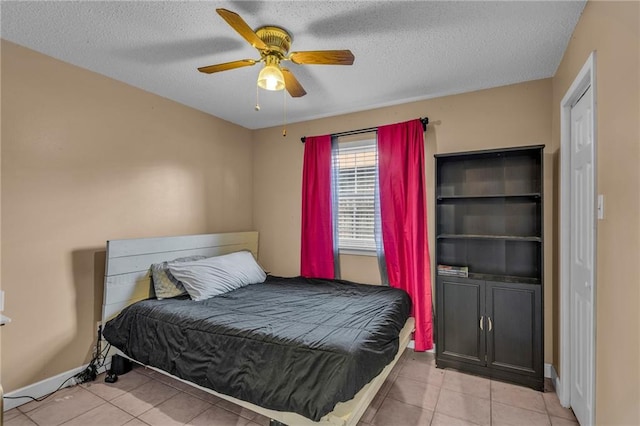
[544,363,553,379]
[545,363,564,401]
[551,368,570,407]
[3,362,110,411]
[546,363,558,382]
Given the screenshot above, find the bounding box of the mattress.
[103,275,411,421]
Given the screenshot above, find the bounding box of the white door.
[569,84,595,425]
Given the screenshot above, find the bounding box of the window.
[334,139,378,252]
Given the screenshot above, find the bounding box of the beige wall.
[0,40,254,392]
[253,78,554,362]
[551,2,640,424]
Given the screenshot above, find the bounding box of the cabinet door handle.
[488,317,493,331]
[479,316,484,330]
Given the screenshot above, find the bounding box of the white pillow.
[168,251,266,301]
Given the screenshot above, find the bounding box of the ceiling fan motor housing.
[255,26,292,58]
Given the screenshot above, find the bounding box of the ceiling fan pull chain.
[255,85,260,111]
[282,89,287,137]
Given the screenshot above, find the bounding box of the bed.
[101,232,415,426]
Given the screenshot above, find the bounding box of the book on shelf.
[437,264,469,278]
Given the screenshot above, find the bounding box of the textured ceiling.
[1,1,585,130]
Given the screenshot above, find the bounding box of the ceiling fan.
[197,9,355,98]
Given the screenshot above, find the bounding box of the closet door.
[437,277,486,366]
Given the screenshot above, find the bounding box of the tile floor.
[4,350,579,426]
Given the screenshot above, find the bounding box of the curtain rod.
[300,117,429,143]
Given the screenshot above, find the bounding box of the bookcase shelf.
[437,193,541,201]
[437,234,542,242]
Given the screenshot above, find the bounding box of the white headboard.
[101,232,259,325]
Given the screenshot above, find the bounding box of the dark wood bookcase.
[434,145,544,391]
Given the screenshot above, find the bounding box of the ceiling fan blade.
[281,68,307,97]
[198,59,257,74]
[288,50,355,65]
[216,9,268,50]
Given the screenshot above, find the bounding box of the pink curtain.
[300,135,334,279]
[378,119,433,351]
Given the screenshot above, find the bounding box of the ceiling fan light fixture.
[257,57,285,91]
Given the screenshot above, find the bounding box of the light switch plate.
[0,290,4,312]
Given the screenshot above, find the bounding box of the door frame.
[559,51,597,424]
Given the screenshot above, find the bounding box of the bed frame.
[101,231,414,426]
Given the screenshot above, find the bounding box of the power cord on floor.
[3,375,78,403]
[4,325,112,402]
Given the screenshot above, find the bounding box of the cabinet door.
[486,281,542,377]
[436,277,486,366]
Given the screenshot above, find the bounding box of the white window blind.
[335,140,377,252]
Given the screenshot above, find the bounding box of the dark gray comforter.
[103,275,411,421]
